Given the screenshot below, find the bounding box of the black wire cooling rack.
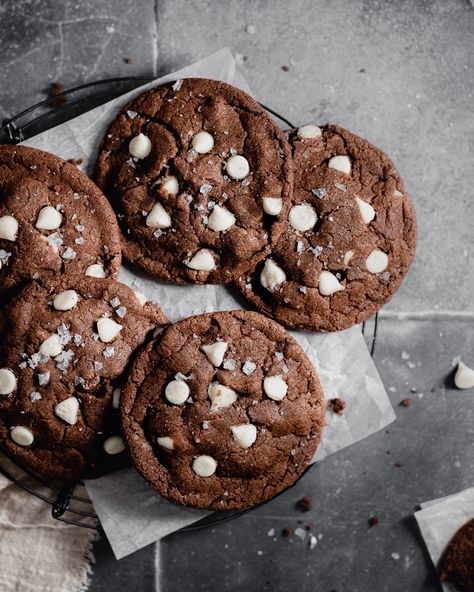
[0,77,379,531]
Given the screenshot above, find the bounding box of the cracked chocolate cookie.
[120,310,325,510]
[234,124,417,332]
[438,518,474,592]
[0,145,121,297]
[95,78,293,284]
[0,276,168,479]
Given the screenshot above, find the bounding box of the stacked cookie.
[0,77,416,511]
[0,145,169,479]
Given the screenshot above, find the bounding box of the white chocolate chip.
[328,155,351,174]
[85,263,106,278]
[297,124,322,139]
[0,215,19,241]
[35,206,62,230]
[97,317,123,343]
[344,250,354,266]
[11,426,34,447]
[39,334,63,357]
[134,291,147,305]
[208,382,237,410]
[225,155,249,180]
[201,341,228,367]
[289,204,317,232]
[263,375,288,401]
[262,197,283,216]
[192,131,214,154]
[157,436,175,450]
[54,396,79,425]
[146,202,171,229]
[0,369,16,395]
[158,175,179,195]
[53,289,79,311]
[231,424,257,449]
[454,361,474,389]
[165,380,190,405]
[260,259,286,291]
[103,436,125,455]
[319,270,345,296]
[186,249,216,272]
[192,454,217,477]
[112,387,121,409]
[207,205,235,232]
[356,197,375,224]
[129,133,152,158]
[366,249,388,274]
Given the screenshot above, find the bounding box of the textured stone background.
[0,1,473,591]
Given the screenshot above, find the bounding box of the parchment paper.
[23,48,396,559]
[415,487,474,592]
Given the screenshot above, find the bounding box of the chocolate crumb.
[368,516,380,527]
[67,158,83,166]
[50,81,64,96]
[50,82,67,107]
[328,397,346,415]
[281,65,289,72]
[281,527,293,537]
[297,496,312,512]
[359,68,367,73]
[394,461,403,468]
[400,398,413,407]
[123,57,133,64]
[305,522,315,531]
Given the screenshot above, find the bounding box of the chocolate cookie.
[0,276,168,479]
[438,518,474,592]
[0,145,122,296]
[120,310,325,510]
[95,78,293,284]
[234,124,417,332]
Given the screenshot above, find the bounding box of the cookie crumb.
[49,82,67,107]
[368,516,380,527]
[67,158,83,166]
[399,398,413,407]
[296,496,312,512]
[281,65,289,72]
[50,81,64,96]
[328,397,346,415]
[123,57,133,64]
[281,527,293,537]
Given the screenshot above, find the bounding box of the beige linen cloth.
[0,453,96,592]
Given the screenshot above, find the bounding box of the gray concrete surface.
[0,1,473,591]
